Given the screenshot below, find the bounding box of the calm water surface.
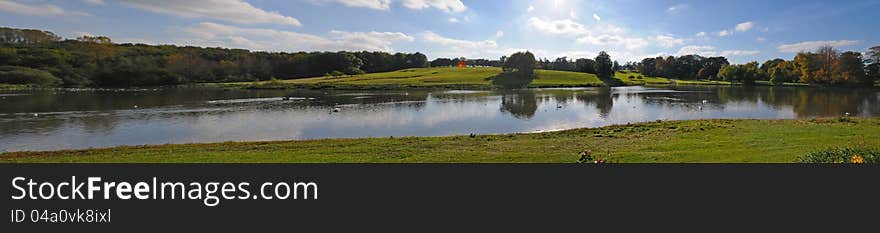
[2,86,878,152]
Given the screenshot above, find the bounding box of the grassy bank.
[212,67,726,89]
[0,83,31,90]
[2,118,878,163]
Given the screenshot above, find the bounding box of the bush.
[798,147,879,163]
[628,75,635,79]
[0,65,62,86]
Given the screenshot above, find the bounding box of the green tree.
[833,51,866,85]
[0,27,61,44]
[718,62,761,85]
[576,58,596,73]
[594,51,613,79]
[760,58,785,76]
[866,46,880,85]
[503,51,536,75]
[769,61,797,85]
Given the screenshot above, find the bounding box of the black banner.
[1,164,878,231]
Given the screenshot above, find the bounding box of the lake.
[2,86,878,152]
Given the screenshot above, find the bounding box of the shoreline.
[2,118,878,163]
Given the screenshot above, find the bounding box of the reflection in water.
[500,90,537,119]
[1,86,878,152]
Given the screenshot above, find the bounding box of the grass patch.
[530,69,604,87]
[0,83,32,90]
[2,118,879,163]
[614,72,672,85]
[797,147,879,163]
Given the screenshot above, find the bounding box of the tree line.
[2,27,878,88]
[462,45,880,87]
[0,27,427,87]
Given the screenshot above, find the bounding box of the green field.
[3,118,878,163]
[214,67,728,89]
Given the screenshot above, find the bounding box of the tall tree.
[718,62,761,85]
[594,51,613,79]
[503,51,536,75]
[867,46,880,85]
[576,58,596,73]
[833,51,866,85]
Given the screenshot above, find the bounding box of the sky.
[1,0,878,63]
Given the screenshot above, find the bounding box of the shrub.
[0,66,62,86]
[798,147,879,163]
[628,75,635,79]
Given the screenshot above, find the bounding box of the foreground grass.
[3,118,878,163]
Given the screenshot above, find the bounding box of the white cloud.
[421,31,496,49]
[329,30,414,49]
[320,0,465,12]
[718,30,732,37]
[448,17,459,23]
[118,0,302,27]
[777,40,859,53]
[577,34,648,50]
[326,0,391,10]
[695,31,707,37]
[547,50,664,63]
[527,5,534,12]
[0,0,89,16]
[400,0,466,12]
[756,37,766,42]
[654,34,684,48]
[719,50,760,56]
[592,13,601,21]
[495,30,504,38]
[666,4,688,14]
[569,9,578,20]
[677,45,758,57]
[177,22,412,52]
[83,0,105,5]
[420,31,503,58]
[735,21,754,32]
[528,17,674,55]
[677,45,715,56]
[527,17,588,35]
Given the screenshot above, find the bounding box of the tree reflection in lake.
[499,90,537,119]
[1,86,878,152]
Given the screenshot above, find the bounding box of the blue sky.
[1,0,878,63]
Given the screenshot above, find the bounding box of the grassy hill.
[217,67,644,89]
[213,67,735,89]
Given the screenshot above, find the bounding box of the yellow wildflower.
[851,154,865,164]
